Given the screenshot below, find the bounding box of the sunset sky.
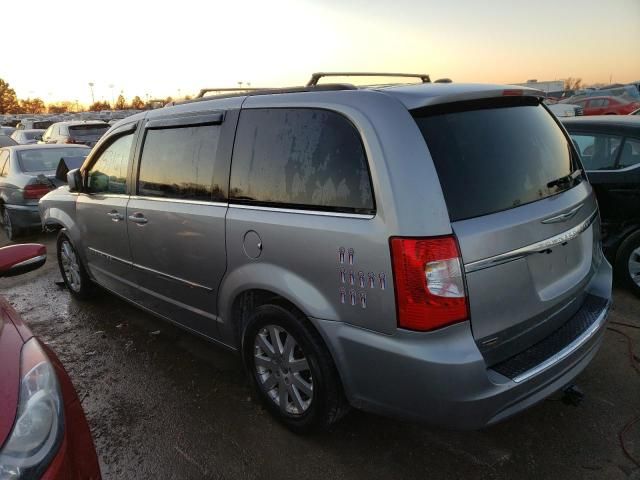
[2,0,638,104]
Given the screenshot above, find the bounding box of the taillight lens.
[23,184,52,200]
[390,236,469,331]
[64,137,76,144]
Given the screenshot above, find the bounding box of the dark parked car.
[0,144,90,239]
[0,243,101,479]
[562,115,640,295]
[40,121,109,147]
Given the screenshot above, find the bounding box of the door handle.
[128,213,148,225]
[106,210,124,222]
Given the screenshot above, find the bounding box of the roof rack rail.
[307,72,431,87]
[175,83,358,106]
[196,87,272,98]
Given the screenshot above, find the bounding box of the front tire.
[57,232,94,299]
[615,230,640,297]
[242,304,348,433]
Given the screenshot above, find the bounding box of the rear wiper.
[547,169,583,189]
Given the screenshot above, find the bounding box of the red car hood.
[0,297,33,447]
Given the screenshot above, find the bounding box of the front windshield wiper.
[547,169,583,189]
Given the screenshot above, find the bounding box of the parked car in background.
[10,129,44,145]
[0,243,101,479]
[0,126,16,137]
[16,119,54,130]
[40,121,109,147]
[0,144,90,239]
[40,80,611,432]
[0,136,17,148]
[562,96,640,115]
[562,115,640,296]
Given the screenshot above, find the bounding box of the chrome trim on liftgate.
[464,209,598,274]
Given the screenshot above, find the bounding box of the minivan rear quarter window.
[230,108,374,214]
[413,98,580,221]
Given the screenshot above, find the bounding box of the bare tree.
[564,77,582,91]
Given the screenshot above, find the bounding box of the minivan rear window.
[413,99,581,221]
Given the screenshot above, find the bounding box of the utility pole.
[88,82,95,105]
[109,84,115,107]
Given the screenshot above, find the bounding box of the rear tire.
[615,230,640,297]
[242,304,348,433]
[57,232,94,299]
[2,208,20,241]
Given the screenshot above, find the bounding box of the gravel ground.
[1,230,639,479]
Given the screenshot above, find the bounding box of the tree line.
[0,78,179,115]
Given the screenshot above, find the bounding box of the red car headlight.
[0,338,64,479]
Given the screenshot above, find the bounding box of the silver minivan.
[39,79,612,432]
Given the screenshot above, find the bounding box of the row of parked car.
[0,75,639,477]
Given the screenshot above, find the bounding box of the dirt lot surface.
[1,231,638,479]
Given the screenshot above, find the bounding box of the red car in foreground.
[567,95,640,115]
[0,244,100,479]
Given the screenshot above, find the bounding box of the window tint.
[138,125,221,201]
[589,99,605,107]
[230,108,374,214]
[570,134,622,170]
[87,133,133,194]
[414,100,580,221]
[618,138,640,169]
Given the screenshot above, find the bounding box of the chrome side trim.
[88,247,214,292]
[464,209,598,274]
[132,262,214,292]
[130,196,228,207]
[88,247,132,266]
[12,254,47,268]
[229,203,375,219]
[511,300,610,383]
[79,193,130,199]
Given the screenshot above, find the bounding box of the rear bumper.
[312,258,612,429]
[4,204,41,229]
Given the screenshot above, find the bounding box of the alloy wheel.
[60,240,82,292]
[628,246,640,288]
[253,325,314,415]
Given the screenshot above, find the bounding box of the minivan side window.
[137,124,222,201]
[86,133,133,194]
[230,108,374,214]
[570,133,622,170]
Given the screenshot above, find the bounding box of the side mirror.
[67,168,83,192]
[0,244,46,278]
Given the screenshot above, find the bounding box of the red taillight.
[24,183,52,200]
[65,137,76,144]
[390,236,469,331]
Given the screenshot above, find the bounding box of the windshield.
[413,99,581,221]
[18,147,90,172]
[69,124,109,137]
